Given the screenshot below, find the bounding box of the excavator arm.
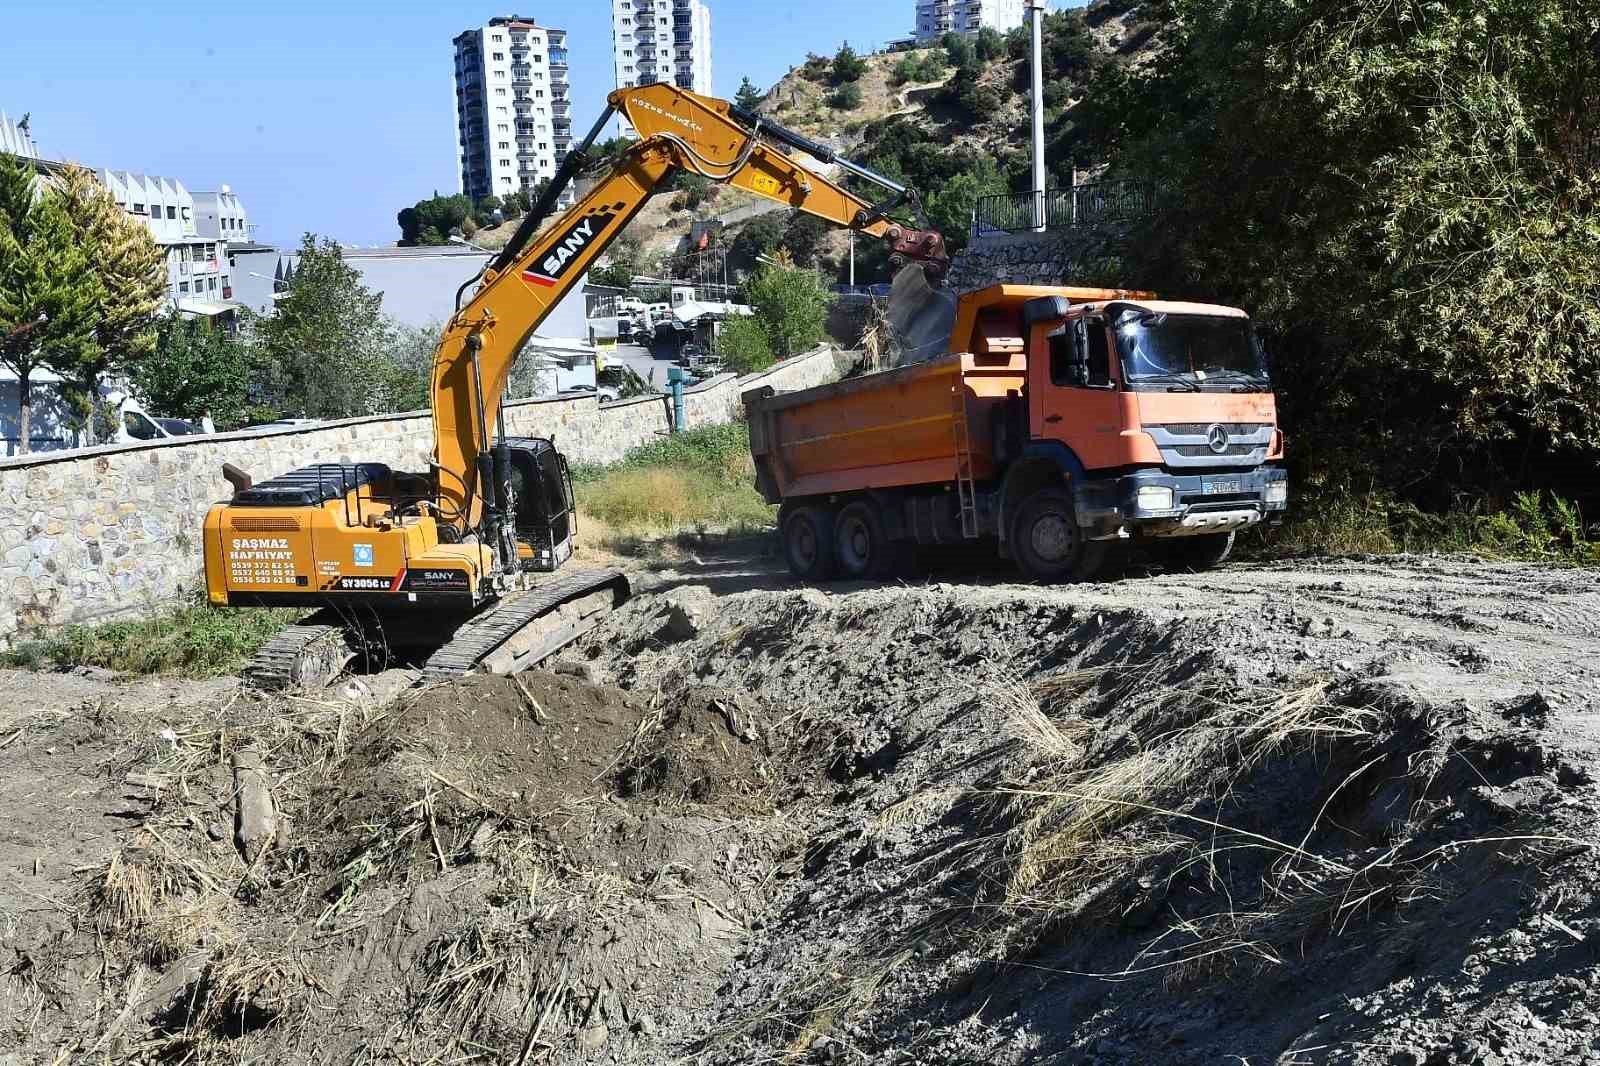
[429,83,949,546]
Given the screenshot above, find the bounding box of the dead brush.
[992,673,1373,910]
[410,921,525,1039]
[79,838,204,937]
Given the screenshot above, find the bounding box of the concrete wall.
[0,345,841,643]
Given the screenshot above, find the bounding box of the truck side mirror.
[1066,320,1091,386]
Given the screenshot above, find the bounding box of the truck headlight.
[1265,481,1288,506]
[1136,485,1175,511]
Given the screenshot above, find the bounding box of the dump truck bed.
[745,351,1026,503]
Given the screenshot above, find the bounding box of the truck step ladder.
[950,378,979,539]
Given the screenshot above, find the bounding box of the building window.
[498,141,510,149]
[492,51,504,60]
[179,281,190,294]
[167,206,177,219]
[132,202,145,214]
[495,87,507,95]
[206,243,216,258]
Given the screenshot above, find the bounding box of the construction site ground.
[4,542,1600,1065]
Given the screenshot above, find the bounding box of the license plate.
[1204,479,1242,495]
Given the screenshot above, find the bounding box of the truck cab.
[1014,294,1287,551]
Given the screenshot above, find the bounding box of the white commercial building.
[914,0,1025,41]
[96,170,244,319]
[454,16,574,208]
[611,0,713,136]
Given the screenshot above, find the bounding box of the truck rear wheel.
[1160,531,1235,571]
[1011,488,1108,583]
[781,504,837,581]
[834,499,898,580]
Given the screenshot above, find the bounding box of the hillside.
[476,6,1168,286]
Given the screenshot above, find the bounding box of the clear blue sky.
[1,1,1067,248]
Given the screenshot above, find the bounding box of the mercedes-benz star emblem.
[1206,424,1230,454]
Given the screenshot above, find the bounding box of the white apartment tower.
[914,0,1025,42]
[454,16,575,208]
[611,0,713,135]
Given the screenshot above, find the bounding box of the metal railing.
[971,182,1155,236]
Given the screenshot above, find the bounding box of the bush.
[718,315,775,374]
[829,82,865,110]
[2,602,299,677]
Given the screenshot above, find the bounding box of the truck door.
[1027,314,1125,469]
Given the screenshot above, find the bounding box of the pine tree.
[735,76,764,112]
[0,152,100,453]
[55,166,166,435]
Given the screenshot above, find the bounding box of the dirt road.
[3,551,1599,1064]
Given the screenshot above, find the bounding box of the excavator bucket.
[886,262,959,366]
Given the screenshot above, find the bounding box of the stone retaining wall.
[948,228,1131,291]
[0,346,841,642]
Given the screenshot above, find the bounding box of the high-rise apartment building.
[454,16,574,208]
[611,0,713,136]
[914,0,1025,42]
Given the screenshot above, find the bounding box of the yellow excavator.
[203,84,950,688]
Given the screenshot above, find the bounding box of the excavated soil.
[4,552,1600,1065]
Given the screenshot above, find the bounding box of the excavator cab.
[506,437,576,573]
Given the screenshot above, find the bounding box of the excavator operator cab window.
[1048,318,1112,389]
[509,444,574,549]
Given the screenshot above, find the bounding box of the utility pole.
[1028,0,1048,232]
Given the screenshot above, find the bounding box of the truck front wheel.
[781,504,837,581]
[1011,489,1108,583]
[1160,531,1235,572]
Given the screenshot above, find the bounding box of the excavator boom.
[432,83,949,535]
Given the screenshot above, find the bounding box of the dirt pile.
[567,560,1600,1065]
[4,555,1600,1064]
[0,669,805,1064]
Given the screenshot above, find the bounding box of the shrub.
[2,602,298,677]
[830,82,864,110]
[718,315,775,374]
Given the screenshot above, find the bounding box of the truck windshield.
[1115,310,1269,389]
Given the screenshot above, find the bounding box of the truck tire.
[1011,488,1109,583]
[781,504,837,581]
[1161,531,1235,571]
[833,499,898,580]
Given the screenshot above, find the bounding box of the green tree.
[730,212,787,272]
[829,82,865,110]
[942,31,976,68]
[924,156,1006,253]
[1105,0,1600,484]
[55,165,166,436]
[781,212,832,268]
[735,76,764,111]
[718,315,774,374]
[475,194,503,226]
[133,315,255,428]
[252,235,397,418]
[831,42,868,85]
[974,26,1006,61]
[744,265,829,360]
[0,153,100,453]
[398,193,473,245]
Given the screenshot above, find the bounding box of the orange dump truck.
[744,284,1288,582]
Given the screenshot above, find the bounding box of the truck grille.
[1151,423,1265,436]
[1174,444,1258,458]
